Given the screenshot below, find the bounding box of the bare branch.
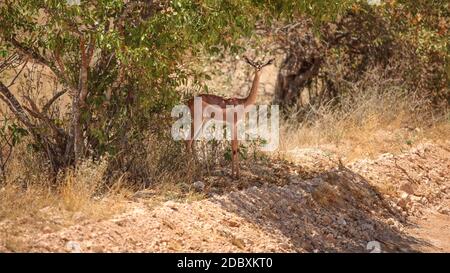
[79,35,95,104]
[54,50,71,84]
[78,36,89,105]
[7,36,52,68]
[5,36,73,88]
[105,65,125,103]
[7,58,28,88]
[22,100,67,138]
[23,95,41,114]
[42,89,68,113]
[0,52,21,73]
[0,81,33,129]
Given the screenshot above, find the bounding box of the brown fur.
[185,59,272,179]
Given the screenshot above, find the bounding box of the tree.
[0,0,249,171]
[274,0,449,113]
[0,0,359,176]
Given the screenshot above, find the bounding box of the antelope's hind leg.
[231,123,240,179]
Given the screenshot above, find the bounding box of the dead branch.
[42,89,68,114]
[7,58,28,88]
[0,81,34,129]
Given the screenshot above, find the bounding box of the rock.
[211,169,224,176]
[409,195,422,203]
[337,217,347,226]
[65,241,82,253]
[133,190,155,199]
[222,218,240,228]
[322,215,332,226]
[72,212,85,223]
[302,241,314,252]
[193,181,205,192]
[400,192,409,200]
[397,200,407,209]
[361,223,374,232]
[362,233,371,242]
[386,218,396,226]
[399,182,416,195]
[437,206,450,215]
[91,245,103,253]
[43,226,52,234]
[419,197,428,204]
[397,192,410,209]
[230,237,245,249]
[324,233,336,244]
[288,174,301,184]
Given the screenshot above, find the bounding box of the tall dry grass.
[1,157,129,218]
[1,61,448,252]
[278,73,449,163]
[0,149,130,251]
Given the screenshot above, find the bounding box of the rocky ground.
[1,142,447,253]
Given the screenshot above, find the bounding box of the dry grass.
[0,130,208,251]
[58,158,129,218]
[1,57,449,251]
[277,86,449,163]
[0,131,201,230]
[0,152,130,251]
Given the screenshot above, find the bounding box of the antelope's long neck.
[244,70,262,107]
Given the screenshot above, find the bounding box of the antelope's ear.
[243,55,252,65]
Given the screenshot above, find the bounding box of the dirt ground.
[1,142,447,253]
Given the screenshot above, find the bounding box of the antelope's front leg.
[231,121,240,179]
[235,140,240,178]
[231,138,238,179]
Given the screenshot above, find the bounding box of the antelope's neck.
[244,70,262,107]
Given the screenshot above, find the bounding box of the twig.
[7,58,28,88]
[42,89,68,113]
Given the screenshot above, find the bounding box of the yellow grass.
[0,155,130,251]
[277,89,449,164]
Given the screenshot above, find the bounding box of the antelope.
[185,56,274,178]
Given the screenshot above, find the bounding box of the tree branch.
[23,95,67,138]
[7,59,28,88]
[0,81,34,129]
[0,52,21,73]
[42,89,68,113]
[4,36,73,88]
[79,35,95,104]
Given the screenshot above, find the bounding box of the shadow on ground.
[207,159,430,252]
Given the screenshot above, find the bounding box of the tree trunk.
[275,55,322,107]
[71,87,83,165]
[72,36,90,165]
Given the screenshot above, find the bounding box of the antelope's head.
[243,55,274,71]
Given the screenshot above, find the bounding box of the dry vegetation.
[278,72,449,163]
[1,65,448,252]
[0,1,448,252]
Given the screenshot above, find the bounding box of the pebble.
[193,181,205,192]
[65,241,82,253]
[399,182,416,195]
[337,218,347,226]
[43,226,52,234]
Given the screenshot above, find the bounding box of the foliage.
[0,118,28,178]
[275,0,449,116]
[4,0,447,181]
[0,0,361,179]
